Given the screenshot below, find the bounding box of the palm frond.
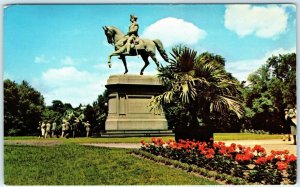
[210,96,244,118]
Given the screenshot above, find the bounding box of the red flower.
[271,150,289,155]
[213,142,220,149]
[226,154,233,159]
[276,161,288,170]
[266,155,275,162]
[206,154,213,159]
[236,153,252,162]
[255,157,267,165]
[285,154,297,163]
[275,156,282,161]
[237,144,244,150]
[230,143,236,149]
[140,139,145,145]
[219,148,227,155]
[201,150,207,155]
[208,148,215,155]
[252,145,266,154]
[227,146,236,153]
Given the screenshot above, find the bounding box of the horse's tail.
[153,39,169,62]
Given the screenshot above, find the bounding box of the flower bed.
[140,138,297,185]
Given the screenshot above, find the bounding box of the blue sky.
[4,4,296,106]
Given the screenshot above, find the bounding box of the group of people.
[38,119,91,138]
[282,108,297,145]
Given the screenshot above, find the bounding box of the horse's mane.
[108,26,124,36]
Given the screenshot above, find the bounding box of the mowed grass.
[4,133,283,143]
[4,144,218,185]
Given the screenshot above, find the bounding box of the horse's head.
[102,26,115,44]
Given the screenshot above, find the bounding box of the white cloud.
[35,55,49,64]
[36,55,160,106]
[226,47,296,81]
[142,17,207,48]
[224,5,288,38]
[38,66,104,106]
[61,56,75,65]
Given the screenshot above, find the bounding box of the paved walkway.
[5,139,297,155]
[81,139,298,155]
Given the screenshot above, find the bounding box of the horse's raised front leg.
[140,54,150,75]
[119,55,128,74]
[108,53,117,68]
[108,46,127,68]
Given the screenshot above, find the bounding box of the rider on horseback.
[122,14,139,55]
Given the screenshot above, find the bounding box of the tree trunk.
[174,125,213,143]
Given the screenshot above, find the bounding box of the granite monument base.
[102,74,172,137]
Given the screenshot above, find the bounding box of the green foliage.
[151,45,244,132]
[243,53,296,133]
[4,79,45,136]
[91,89,109,132]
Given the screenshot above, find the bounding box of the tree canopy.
[4,80,45,136]
[243,53,296,133]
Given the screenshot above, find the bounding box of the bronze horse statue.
[103,26,169,75]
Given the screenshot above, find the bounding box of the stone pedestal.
[104,74,169,135]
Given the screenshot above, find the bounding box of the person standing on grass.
[282,109,291,141]
[286,108,297,145]
[40,121,46,139]
[83,121,91,137]
[61,118,70,138]
[37,121,42,138]
[51,121,57,138]
[45,121,51,138]
[61,119,67,138]
[72,118,80,138]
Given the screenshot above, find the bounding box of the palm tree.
[150,46,244,141]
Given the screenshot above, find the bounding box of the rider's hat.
[130,14,138,20]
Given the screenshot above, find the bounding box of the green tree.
[243,53,296,133]
[266,53,296,107]
[92,90,109,132]
[4,79,45,136]
[150,46,244,139]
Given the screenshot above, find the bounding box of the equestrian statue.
[102,15,169,75]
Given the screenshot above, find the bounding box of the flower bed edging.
[131,149,249,185]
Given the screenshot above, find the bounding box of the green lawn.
[3,133,283,185]
[4,133,283,143]
[4,144,218,185]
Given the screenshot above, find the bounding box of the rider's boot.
[122,45,131,55]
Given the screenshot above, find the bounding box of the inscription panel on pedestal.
[127,96,152,114]
[108,95,117,114]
